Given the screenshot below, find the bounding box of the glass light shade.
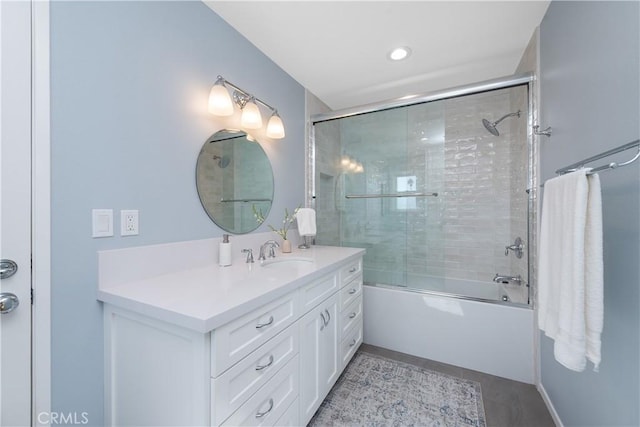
[241,99,263,129]
[208,83,234,116]
[266,112,285,139]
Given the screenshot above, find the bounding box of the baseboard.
[537,382,564,427]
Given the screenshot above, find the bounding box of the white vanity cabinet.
[299,292,339,424]
[101,246,363,427]
[338,261,364,370]
[298,257,363,425]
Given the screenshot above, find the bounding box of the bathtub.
[364,271,530,305]
[363,282,535,383]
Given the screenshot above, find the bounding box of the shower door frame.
[308,72,537,307]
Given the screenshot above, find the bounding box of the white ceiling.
[206,1,550,111]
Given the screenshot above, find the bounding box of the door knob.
[0,259,18,279]
[0,293,19,314]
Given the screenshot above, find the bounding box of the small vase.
[281,239,292,253]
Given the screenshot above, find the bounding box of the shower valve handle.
[505,237,524,258]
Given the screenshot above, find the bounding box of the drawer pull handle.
[324,309,331,326]
[348,267,357,273]
[255,398,274,418]
[349,338,357,347]
[348,288,357,295]
[255,354,274,371]
[348,312,357,319]
[256,316,274,329]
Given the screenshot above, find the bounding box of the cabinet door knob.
[255,315,274,329]
[348,267,357,273]
[255,398,274,418]
[320,312,326,331]
[348,312,356,319]
[349,338,357,347]
[324,309,331,326]
[255,354,274,371]
[348,288,357,295]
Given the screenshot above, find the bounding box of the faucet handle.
[241,248,254,263]
[260,240,279,260]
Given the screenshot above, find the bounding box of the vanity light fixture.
[208,75,285,139]
[266,111,285,139]
[208,76,234,116]
[240,96,263,129]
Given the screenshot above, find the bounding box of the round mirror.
[196,129,274,234]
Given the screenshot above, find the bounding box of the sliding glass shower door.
[313,83,531,305]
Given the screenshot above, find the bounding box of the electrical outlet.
[120,210,139,236]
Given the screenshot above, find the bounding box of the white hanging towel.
[538,169,604,372]
[296,208,317,237]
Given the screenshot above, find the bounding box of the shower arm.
[492,111,520,126]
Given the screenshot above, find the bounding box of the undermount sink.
[260,256,314,267]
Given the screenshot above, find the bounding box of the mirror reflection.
[196,129,274,234]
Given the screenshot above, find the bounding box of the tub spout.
[493,274,522,285]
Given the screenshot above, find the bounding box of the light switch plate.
[92,209,113,238]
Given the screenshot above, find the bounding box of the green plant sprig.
[253,204,301,240]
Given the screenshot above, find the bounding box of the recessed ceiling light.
[388,46,411,61]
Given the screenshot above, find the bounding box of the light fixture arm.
[217,75,277,113]
[210,75,285,139]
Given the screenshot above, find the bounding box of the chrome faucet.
[493,274,522,285]
[258,240,280,261]
[241,248,254,263]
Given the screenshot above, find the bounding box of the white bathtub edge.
[363,285,535,384]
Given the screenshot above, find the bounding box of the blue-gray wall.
[50,1,304,423]
[539,2,639,426]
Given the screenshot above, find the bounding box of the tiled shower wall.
[313,85,530,304]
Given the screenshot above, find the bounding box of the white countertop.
[98,245,364,333]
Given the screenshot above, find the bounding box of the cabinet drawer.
[340,323,363,369]
[212,293,298,377]
[220,355,299,427]
[274,398,299,427]
[211,325,298,425]
[340,258,362,286]
[339,275,362,311]
[340,297,362,338]
[299,273,338,313]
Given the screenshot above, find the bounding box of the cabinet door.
[319,296,339,393]
[298,293,339,425]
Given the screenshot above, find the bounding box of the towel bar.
[556,139,640,176]
[345,192,438,199]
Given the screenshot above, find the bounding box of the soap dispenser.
[219,234,232,267]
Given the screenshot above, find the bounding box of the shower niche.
[312,78,534,306]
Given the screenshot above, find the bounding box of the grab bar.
[345,192,438,199]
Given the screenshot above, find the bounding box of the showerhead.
[213,155,231,168]
[482,118,500,136]
[482,110,521,136]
